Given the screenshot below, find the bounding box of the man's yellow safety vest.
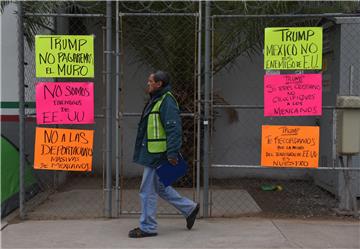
[147,91,177,153]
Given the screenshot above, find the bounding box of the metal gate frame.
[116,9,201,217]
[208,12,360,217]
[16,1,359,219]
[17,2,108,219]
[17,1,203,219]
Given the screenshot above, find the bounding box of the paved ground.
[27,176,357,219]
[25,188,261,219]
[2,217,359,248]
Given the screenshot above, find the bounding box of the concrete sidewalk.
[1,217,359,248]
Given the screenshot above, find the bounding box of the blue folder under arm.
[156,155,188,187]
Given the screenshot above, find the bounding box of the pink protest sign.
[264,74,322,117]
[36,82,94,124]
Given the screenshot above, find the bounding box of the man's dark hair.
[153,70,170,87]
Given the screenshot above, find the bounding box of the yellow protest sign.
[261,125,319,168]
[34,127,94,171]
[264,27,322,70]
[35,35,94,78]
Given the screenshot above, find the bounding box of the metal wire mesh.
[210,15,360,218]
[22,12,106,219]
[119,1,196,13]
[13,1,359,220]
[119,14,198,215]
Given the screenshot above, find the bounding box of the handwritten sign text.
[264,74,322,116]
[36,82,94,124]
[264,27,322,70]
[35,35,94,78]
[34,127,94,171]
[261,125,319,168]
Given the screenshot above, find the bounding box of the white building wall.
[1,3,19,111]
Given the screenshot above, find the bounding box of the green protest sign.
[264,27,322,70]
[35,35,94,78]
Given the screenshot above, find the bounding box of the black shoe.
[128,227,157,238]
[186,203,200,230]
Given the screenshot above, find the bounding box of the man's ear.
[158,81,164,87]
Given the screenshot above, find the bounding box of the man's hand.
[168,157,178,166]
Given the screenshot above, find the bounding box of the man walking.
[129,71,200,238]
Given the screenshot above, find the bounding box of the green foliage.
[2,1,359,68]
[212,1,359,73]
[122,14,197,110]
[1,1,105,47]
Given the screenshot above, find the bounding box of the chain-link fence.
[5,1,360,220]
[118,13,199,215]
[9,1,201,219]
[209,14,360,218]
[19,2,107,219]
